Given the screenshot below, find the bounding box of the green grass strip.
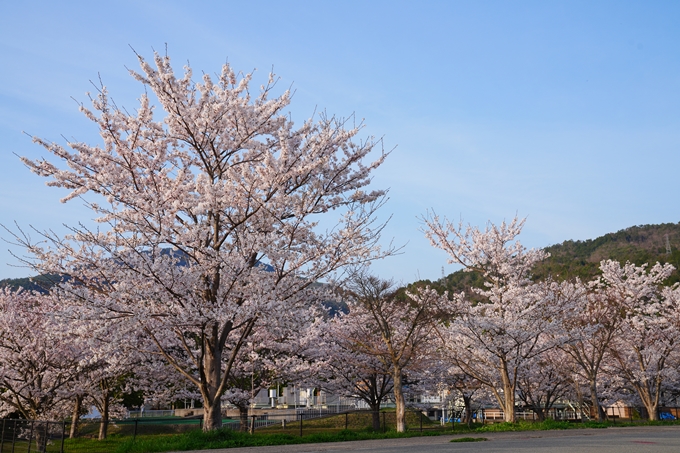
[114,428,447,453]
[450,437,487,442]
[60,417,680,453]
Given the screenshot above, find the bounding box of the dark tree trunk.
[238,404,249,432]
[370,404,381,431]
[462,395,474,427]
[534,407,546,422]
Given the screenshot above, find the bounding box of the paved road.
[178,426,680,453]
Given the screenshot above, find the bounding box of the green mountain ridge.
[0,274,57,293]
[400,222,680,298]
[534,222,680,284]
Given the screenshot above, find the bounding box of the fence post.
[27,420,34,453]
[382,412,386,433]
[419,411,423,432]
[345,413,348,430]
[42,423,49,453]
[11,419,17,453]
[299,415,303,437]
[38,422,50,452]
[133,419,139,441]
[249,415,256,435]
[61,421,66,453]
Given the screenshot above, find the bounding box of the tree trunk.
[462,394,473,427]
[34,422,48,453]
[203,399,223,431]
[201,325,224,431]
[98,393,109,440]
[370,404,381,431]
[589,377,604,421]
[393,367,405,432]
[534,407,546,422]
[503,389,515,422]
[638,387,659,421]
[500,366,515,423]
[646,404,658,421]
[69,395,82,439]
[238,404,249,432]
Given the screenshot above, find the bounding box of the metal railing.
[126,410,175,418]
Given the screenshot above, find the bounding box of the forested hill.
[398,222,680,299]
[0,274,59,293]
[533,222,680,284]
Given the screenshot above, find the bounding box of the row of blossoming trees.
[315,217,680,431]
[2,53,679,439]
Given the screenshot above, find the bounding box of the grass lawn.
[61,414,680,453]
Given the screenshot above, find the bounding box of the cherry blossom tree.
[598,260,677,420]
[338,273,442,432]
[220,355,270,433]
[424,216,576,422]
[449,377,493,427]
[516,347,573,421]
[17,52,391,430]
[77,335,153,439]
[422,361,489,427]
[314,307,394,431]
[46,280,190,439]
[0,288,85,420]
[220,312,321,432]
[660,285,680,406]
[559,275,622,421]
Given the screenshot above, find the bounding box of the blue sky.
[1,1,679,282]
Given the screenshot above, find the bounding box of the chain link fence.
[2,405,677,452]
[0,419,66,453]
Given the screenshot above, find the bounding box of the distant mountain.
[0,248,276,293]
[0,274,61,293]
[397,222,680,299]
